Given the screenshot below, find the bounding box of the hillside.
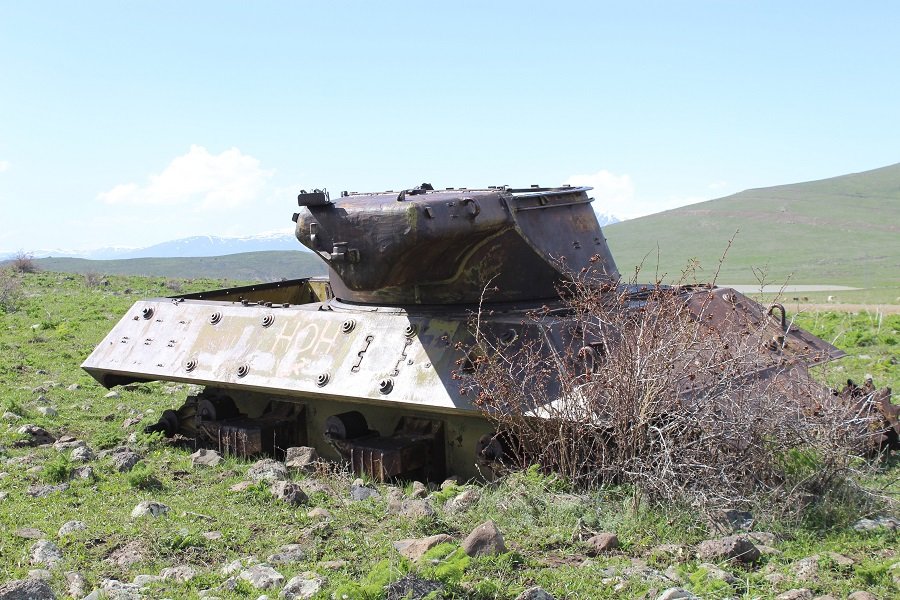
[32,250,327,281]
[604,163,900,290]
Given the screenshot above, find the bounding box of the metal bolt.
[404,324,418,338]
[141,307,154,320]
[341,319,356,334]
[237,364,250,378]
[209,312,222,325]
[316,373,330,387]
[262,314,275,328]
[183,358,197,372]
[378,378,394,394]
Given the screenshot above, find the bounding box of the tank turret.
[293,185,618,305]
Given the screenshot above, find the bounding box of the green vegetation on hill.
[32,251,327,282]
[604,163,900,294]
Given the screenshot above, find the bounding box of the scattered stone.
[268,544,307,564]
[221,558,254,576]
[656,588,698,600]
[37,407,58,417]
[71,465,94,480]
[391,496,435,519]
[27,483,69,498]
[440,477,458,489]
[794,556,819,582]
[0,491,7,501]
[239,565,285,590]
[230,480,255,492]
[775,590,813,600]
[350,478,379,501]
[746,531,777,545]
[15,424,55,446]
[30,540,63,568]
[190,448,223,468]
[585,532,619,555]
[270,481,308,506]
[462,520,506,557]
[0,578,56,599]
[131,500,169,518]
[696,535,760,564]
[14,528,45,539]
[822,551,854,567]
[247,459,288,482]
[846,592,878,600]
[852,515,899,531]
[444,488,480,513]
[132,575,163,586]
[812,596,837,600]
[648,544,690,561]
[58,520,87,537]
[515,587,555,600]
[319,560,347,570]
[384,575,444,600]
[110,448,142,472]
[66,572,87,598]
[393,534,454,561]
[100,578,142,599]
[122,417,142,429]
[27,570,52,581]
[281,572,324,600]
[105,390,120,399]
[696,562,738,584]
[2,411,21,422]
[203,531,223,541]
[160,565,197,582]
[70,446,94,462]
[307,507,331,519]
[285,446,318,471]
[107,540,146,567]
[410,480,428,498]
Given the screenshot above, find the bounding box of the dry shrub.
[464,266,880,513]
[0,267,22,313]
[11,251,39,273]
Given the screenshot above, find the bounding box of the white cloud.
[564,170,635,217]
[0,160,10,173]
[98,145,274,210]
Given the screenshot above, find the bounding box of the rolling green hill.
[604,163,900,291]
[33,250,327,281]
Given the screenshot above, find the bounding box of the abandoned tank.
[83,183,881,482]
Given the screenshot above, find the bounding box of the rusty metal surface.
[294,186,618,305]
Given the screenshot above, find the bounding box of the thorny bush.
[462,263,884,515]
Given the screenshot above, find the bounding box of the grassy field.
[1,271,898,599]
[604,163,900,301]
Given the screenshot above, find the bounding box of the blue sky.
[2,1,899,252]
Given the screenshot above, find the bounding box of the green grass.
[0,271,897,598]
[605,162,900,292]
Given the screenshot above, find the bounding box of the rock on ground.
[270,481,308,506]
[775,590,813,600]
[281,573,324,600]
[107,540,146,567]
[247,459,288,482]
[696,535,760,564]
[585,532,619,555]
[267,544,307,564]
[444,488,480,513]
[190,448,223,468]
[110,448,142,472]
[30,540,63,567]
[131,500,169,518]
[393,534,454,561]
[384,575,444,600]
[852,515,899,531]
[160,565,197,582]
[462,520,507,557]
[285,446,318,471]
[657,588,698,600]
[847,592,878,600]
[66,572,87,598]
[0,578,56,599]
[70,446,94,462]
[516,587,556,600]
[58,520,87,537]
[350,479,379,501]
[239,565,285,590]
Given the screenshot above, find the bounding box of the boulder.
[516,587,556,600]
[775,590,813,600]
[58,520,87,537]
[30,540,63,567]
[281,572,324,600]
[70,446,94,462]
[131,500,169,518]
[0,579,56,600]
[248,459,288,482]
[239,565,285,590]
[110,448,142,472]
[585,532,619,555]
[393,534,453,561]
[462,520,506,557]
[160,565,196,582]
[267,544,307,564]
[384,575,444,600]
[696,535,760,564]
[190,448,223,468]
[350,479,379,501]
[284,447,318,471]
[270,481,308,506]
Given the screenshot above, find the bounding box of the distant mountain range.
[5,211,621,261]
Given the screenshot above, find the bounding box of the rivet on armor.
[209,312,222,325]
[183,358,197,372]
[262,314,275,328]
[341,319,356,334]
[316,373,330,387]
[141,307,154,320]
[237,364,250,378]
[378,378,394,394]
[404,324,418,338]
